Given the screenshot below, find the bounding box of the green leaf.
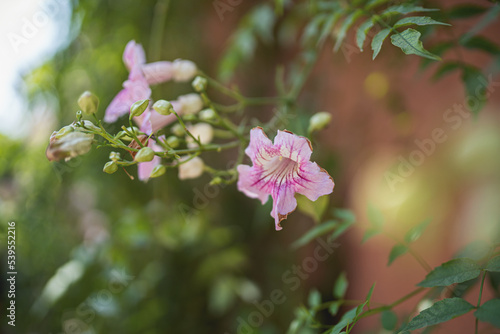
[302,14,327,47]
[334,9,364,52]
[317,12,342,47]
[291,220,337,249]
[404,219,431,243]
[432,61,463,81]
[328,220,353,241]
[362,228,381,243]
[365,0,391,11]
[329,301,342,316]
[388,244,408,265]
[455,240,491,261]
[334,271,349,299]
[308,289,321,308]
[333,208,356,224]
[460,5,500,43]
[381,310,398,330]
[404,298,475,331]
[330,307,358,334]
[371,28,391,59]
[356,19,375,51]
[418,258,481,287]
[297,194,329,223]
[460,36,500,55]
[381,5,438,17]
[394,16,450,28]
[419,42,454,70]
[390,28,441,60]
[252,5,276,43]
[461,66,487,116]
[474,299,500,328]
[367,204,384,228]
[447,5,488,19]
[486,256,500,272]
[364,283,376,308]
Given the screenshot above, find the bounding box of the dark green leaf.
[404,219,431,243]
[365,0,391,11]
[381,5,438,17]
[489,272,500,296]
[328,220,353,241]
[394,16,450,28]
[460,36,500,54]
[388,244,408,265]
[404,298,475,331]
[372,28,391,59]
[460,5,500,43]
[486,255,500,272]
[330,307,358,334]
[474,299,500,328]
[381,310,398,330]
[308,289,321,308]
[390,28,441,60]
[364,283,376,308]
[362,228,381,243]
[334,271,349,299]
[356,19,375,51]
[418,258,481,287]
[450,277,479,298]
[291,220,337,249]
[461,66,487,116]
[432,61,463,81]
[334,9,364,52]
[447,5,488,19]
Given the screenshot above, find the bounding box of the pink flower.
[237,127,334,231]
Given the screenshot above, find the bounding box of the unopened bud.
[210,176,223,185]
[134,147,155,162]
[77,120,100,132]
[171,123,185,137]
[150,164,166,178]
[153,99,173,115]
[178,93,203,115]
[103,161,118,174]
[178,156,204,180]
[109,152,121,161]
[172,59,197,82]
[183,114,197,122]
[166,136,180,148]
[78,91,99,115]
[192,76,208,92]
[76,110,83,121]
[55,126,74,139]
[130,99,149,118]
[308,112,332,133]
[199,108,216,121]
[186,123,214,148]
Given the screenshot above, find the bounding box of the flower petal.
[245,127,277,166]
[271,184,298,231]
[274,130,313,163]
[123,40,146,71]
[142,61,174,85]
[237,164,269,204]
[294,161,335,201]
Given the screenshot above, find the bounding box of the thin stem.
[168,140,240,155]
[357,287,426,320]
[475,270,487,334]
[171,109,202,146]
[149,0,170,61]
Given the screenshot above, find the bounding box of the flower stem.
[357,287,426,320]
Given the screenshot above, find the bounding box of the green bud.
[165,136,180,148]
[76,110,83,121]
[116,127,142,141]
[191,76,208,92]
[308,112,332,134]
[109,151,121,161]
[199,108,216,121]
[78,91,99,115]
[130,99,149,118]
[153,100,173,115]
[55,125,74,139]
[103,161,118,174]
[171,123,185,137]
[210,176,223,185]
[150,165,166,178]
[135,147,155,162]
[183,114,197,122]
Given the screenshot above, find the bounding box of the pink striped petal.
[123,40,146,71]
[142,61,174,85]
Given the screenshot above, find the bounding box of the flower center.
[261,155,298,184]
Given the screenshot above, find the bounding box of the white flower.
[186,123,214,148]
[178,156,204,180]
[172,59,197,82]
[178,93,204,115]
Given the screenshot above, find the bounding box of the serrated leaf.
[404,219,431,243]
[394,16,450,28]
[356,19,375,51]
[486,256,500,272]
[308,289,321,308]
[460,36,500,54]
[448,5,488,19]
[334,271,348,299]
[334,9,364,52]
[388,244,408,266]
[362,228,381,243]
[432,61,463,81]
[390,28,441,60]
[372,28,391,59]
[291,220,337,249]
[404,298,475,331]
[418,258,481,287]
[317,12,342,47]
[461,66,487,116]
[367,204,384,228]
[474,299,500,328]
[381,5,438,17]
[297,194,329,223]
[381,310,398,330]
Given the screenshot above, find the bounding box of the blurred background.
[0,0,500,333]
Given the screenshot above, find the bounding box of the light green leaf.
[404,298,475,331]
[461,66,487,116]
[390,28,441,60]
[474,299,500,328]
[317,12,342,47]
[362,228,381,243]
[381,5,438,17]
[291,220,337,249]
[460,36,500,55]
[334,271,349,299]
[367,204,384,228]
[448,5,488,19]
[486,256,500,272]
[297,194,329,223]
[388,244,408,266]
[334,9,364,52]
[381,310,398,330]
[330,307,358,334]
[252,5,276,43]
[333,208,356,224]
[302,14,327,47]
[418,258,481,287]
[329,301,342,316]
[308,289,321,308]
[394,16,450,28]
[404,219,431,243]
[356,19,375,51]
[371,28,391,59]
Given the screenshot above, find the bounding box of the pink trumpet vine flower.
[237,127,334,231]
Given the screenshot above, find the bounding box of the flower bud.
[78,91,99,115]
[76,110,83,121]
[210,176,223,185]
[178,156,204,180]
[192,76,208,92]
[171,123,185,137]
[153,99,173,115]
[183,114,197,122]
[172,59,197,82]
[116,127,142,141]
[103,161,118,174]
[55,125,74,139]
[134,147,155,162]
[186,123,214,148]
[308,111,332,134]
[77,120,100,132]
[166,136,180,148]
[199,108,216,121]
[109,151,121,161]
[46,131,94,162]
[130,99,149,118]
[178,93,204,115]
[150,164,166,178]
